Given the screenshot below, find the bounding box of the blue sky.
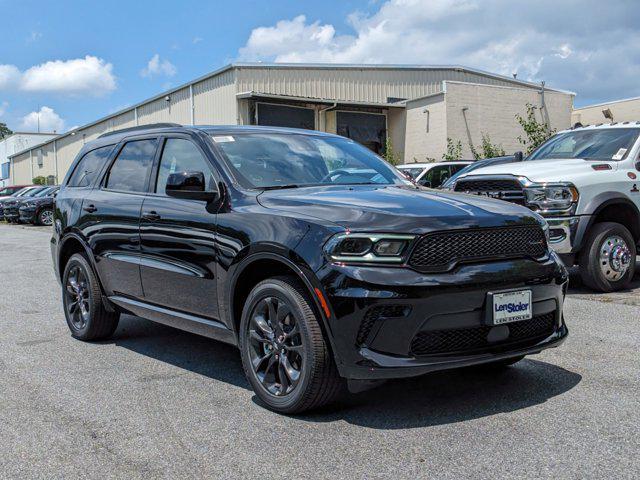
[1,0,638,133]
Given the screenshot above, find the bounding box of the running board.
[108,296,237,346]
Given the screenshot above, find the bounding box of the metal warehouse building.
[8,63,574,184]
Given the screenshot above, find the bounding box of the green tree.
[383,137,401,166]
[32,176,47,185]
[0,122,13,139]
[442,138,463,161]
[515,103,556,154]
[470,133,506,159]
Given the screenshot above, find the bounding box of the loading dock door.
[256,103,315,130]
[336,112,386,154]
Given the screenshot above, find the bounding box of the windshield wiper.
[259,184,301,190]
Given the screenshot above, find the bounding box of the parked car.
[3,186,53,223]
[52,124,568,414]
[19,186,60,225]
[447,123,640,292]
[0,184,34,200]
[397,161,472,188]
[0,186,42,221]
[441,155,520,190]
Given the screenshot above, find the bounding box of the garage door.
[256,103,315,130]
[336,112,386,154]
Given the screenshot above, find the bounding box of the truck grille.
[454,177,525,204]
[408,225,547,271]
[410,312,556,356]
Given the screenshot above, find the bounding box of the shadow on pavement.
[111,315,581,429]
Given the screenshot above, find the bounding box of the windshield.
[211,133,408,189]
[33,187,57,198]
[398,167,425,180]
[0,187,17,196]
[528,128,640,161]
[23,187,46,197]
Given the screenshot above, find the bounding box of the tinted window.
[399,167,425,180]
[67,146,114,187]
[419,165,451,188]
[155,138,215,194]
[105,139,157,192]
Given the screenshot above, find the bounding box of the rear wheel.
[579,222,636,292]
[239,276,343,414]
[37,207,54,226]
[62,253,120,340]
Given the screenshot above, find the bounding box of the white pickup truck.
[447,123,640,292]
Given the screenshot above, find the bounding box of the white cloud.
[0,65,21,90]
[0,101,8,117]
[0,56,116,96]
[238,0,640,105]
[140,54,177,78]
[20,106,65,133]
[192,37,203,44]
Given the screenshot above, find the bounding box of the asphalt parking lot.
[1,223,639,479]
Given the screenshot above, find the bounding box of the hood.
[457,158,616,184]
[257,184,542,233]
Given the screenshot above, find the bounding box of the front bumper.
[545,215,593,254]
[3,206,19,221]
[19,206,36,223]
[317,255,568,380]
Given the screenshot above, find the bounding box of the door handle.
[142,211,161,221]
[83,204,97,213]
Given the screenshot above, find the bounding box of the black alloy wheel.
[62,253,120,340]
[240,276,343,414]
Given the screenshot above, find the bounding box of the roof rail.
[98,123,183,138]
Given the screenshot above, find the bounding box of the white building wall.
[572,97,640,125]
[404,94,447,163]
[0,133,57,186]
[444,81,573,159]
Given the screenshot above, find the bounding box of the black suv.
[52,124,568,413]
[18,186,59,225]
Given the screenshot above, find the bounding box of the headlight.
[324,233,416,264]
[523,183,578,214]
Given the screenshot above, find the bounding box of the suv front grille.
[410,312,556,356]
[408,225,547,271]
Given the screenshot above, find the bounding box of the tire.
[37,207,54,226]
[62,253,120,341]
[239,275,343,414]
[579,222,636,292]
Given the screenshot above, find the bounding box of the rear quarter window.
[67,145,114,188]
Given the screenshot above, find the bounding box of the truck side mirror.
[514,151,524,162]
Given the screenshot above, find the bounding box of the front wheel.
[239,276,343,414]
[37,207,54,226]
[62,253,120,340]
[579,222,636,292]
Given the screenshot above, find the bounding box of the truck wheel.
[62,253,120,340]
[579,222,636,292]
[239,276,343,414]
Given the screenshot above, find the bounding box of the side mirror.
[166,171,218,202]
[514,151,524,162]
[636,161,640,172]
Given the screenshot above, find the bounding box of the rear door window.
[105,139,157,193]
[67,145,114,188]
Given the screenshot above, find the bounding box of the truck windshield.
[211,133,408,189]
[527,128,640,161]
